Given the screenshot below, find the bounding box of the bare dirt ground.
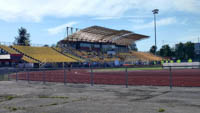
[0,80,200,113]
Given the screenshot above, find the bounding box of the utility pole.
[71,27,73,35]
[152,9,159,55]
[66,27,69,37]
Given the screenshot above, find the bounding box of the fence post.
[169,66,173,90]
[64,68,67,85]
[16,69,18,82]
[90,65,94,86]
[43,69,45,84]
[125,67,128,88]
[7,69,9,81]
[199,61,200,69]
[7,69,10,81]
[26,69,29,83]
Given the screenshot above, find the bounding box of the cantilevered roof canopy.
[60,26,149,46]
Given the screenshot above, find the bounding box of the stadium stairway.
[58,46,91,62]
[51,47,84,62]
[11,45,76,63]
[10,46,41,63]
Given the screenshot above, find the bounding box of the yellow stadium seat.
[12,46,77,63]
[131,51,163,61]
[53,47,85,62]
[0,45,38,63]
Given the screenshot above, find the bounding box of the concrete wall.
[163,62,200,69]
[0,54,10,59]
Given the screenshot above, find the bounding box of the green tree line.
[150,42,197,60]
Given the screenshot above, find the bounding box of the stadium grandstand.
[0,25,163,67]
[0,45,38,63]
[58,26,163,65]
[0,45,84,67]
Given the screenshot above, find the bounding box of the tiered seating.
[54,46,163,63]
[118,52,133,59]
[116,52,137,62]
[0,45,18,54]
[116,51,163,62]
[53,47,85,62]
[74,50,83,56]
[103,57,120,62]
[144,52,163,61]
[73,50,96,61]
[22,56,38,63]
[69,49,119,62]
[12,46,76,63]
[65,53,84,62]
[0,44,163,64]
[118,53,131,56]
[90,57,100,62]
[131,51,162,61]
[0,45,38,63]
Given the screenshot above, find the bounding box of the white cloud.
[173,0,200,13]
[133,17,177,30]
[0,0,199,22]
[0,0,135,22]
[47,21,78,35]
[92,16,121,20]
[93,15,151,21]
[129,19,145,24]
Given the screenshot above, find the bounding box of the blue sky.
[0,0,200,51]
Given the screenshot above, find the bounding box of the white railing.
[0,41,51,47]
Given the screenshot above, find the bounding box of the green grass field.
[93,67,163,72]
[0,75,9,81]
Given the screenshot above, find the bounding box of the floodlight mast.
[152,9,159,55]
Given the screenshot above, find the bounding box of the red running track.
[9,68,200,87]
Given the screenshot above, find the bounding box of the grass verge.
[93,67,162,72]
[158,108,165,112]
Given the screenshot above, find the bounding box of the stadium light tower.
[152,9,159,55]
